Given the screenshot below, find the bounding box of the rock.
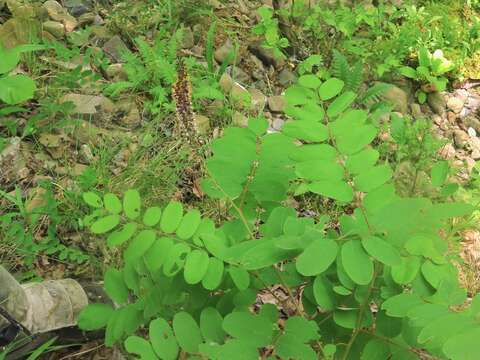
[230,82,251,108]
[249,88,266,112]
[114,99,141,128]
[42,21,65,38]
[278,68,296,86]
[64,0,93,17]
[468,127,477,137]
[248,41,285,68]
[233,111,248,127]
[77,12,96,26]
[427,92,446,116]
[214,39,238,65]
[410,103,423,118]
[0,137,29,185]
[103,35,129,62]
[106,63,128,80]
[193,114,210,134]
[43,0,77,32]
[268,95,286,112]
[180,27,195,49]
[439,143,456,160]
[228,66,250,84]
[250,55,265,80]
[447,96,465,113]
[381,85,409,114]
[453,130,470,149]
[464,116,480,134]
[0,18,41,49]
[271,118,285,131]
[25,187,47,214]
[61,94,114,115]
[219,73,234,93]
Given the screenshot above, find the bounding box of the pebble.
[249,88,266,112]
[232,111,248,127]
[268,95,286,112]
[427,92,446,116]
[214,39,238,65]
[43,21,65,38]
[447,96,465,113]
[381,85,409,114]
[103,35,129,62]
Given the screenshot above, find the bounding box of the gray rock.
[61,94,114,115]
[464,116,480,134]
[250,55,265,80]
[230,82,251,108]
[43,0,77,32]
[248,41,285,68]
[381,85,409,114]
[268,95,286,112]
[219,73,234,93]
[180,27,195,49]
[115,99,141,129]
[453,129,470,149]
[228,66,250,84]
[427,92,446,116]
[271,118,285,131]
[193,114,210,134]
[447,96,465,113]
[106,63,128,80]
[233,111,248,127]
[64,0,93,17]
[43,21,65,38]
[214,39,238,65]
[410,103,423,118]
[249,88,266,112]
[278,68,296,86]
[103,35,129,62]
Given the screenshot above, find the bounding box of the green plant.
[252,6,289,59]
[0,44,45,107]
[79,73,480,359]
[0,183,88,267]
[400,47,455,103]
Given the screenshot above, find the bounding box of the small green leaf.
[431,160,449,187]
[83,192,103,208]
[150,318,179,360]
[229,266,250,290]
[160,201,183,233]
[107,222,138,248]
[354,164,392,192]
[283,121,329,142]
[361,339,390,360]
[104,193,122,214]
[284,316,319,342]
[78,304,114,330]
[345,149,379,175]
[202,257,225,290]
[200,308,226,344]
[124,336,157,360]
[319,78,344,100]
[144,236,174,273]
[173,312,203,353]
[341,240,373,285]
[298,74,322,89]
[327,91,356,118]
[176,209,201,240]
[143,206,162,227]
[104,268,129,304]
[382,293,423,317]
[307,180,354,202]
[313,276,335,311]
[123,189,141,220]
[391,256,421,285]
[222,312,274,347]
[91,214,120,234]
[163,243,191,277]
[184,250,210,284]
[124,230,156,264]
[361,236,401,266]
[296,238,338,276]
[0,75,36,105]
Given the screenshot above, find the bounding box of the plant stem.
[273,266,304,316]
[341,265,377,360]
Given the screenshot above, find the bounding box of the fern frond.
[346,61,363,91]
[360,82,393,104]
[331,50,350,83]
